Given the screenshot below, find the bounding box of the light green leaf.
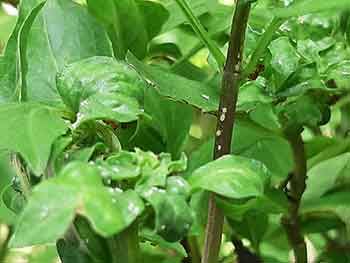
[166,176,191,198]
[268,37,300,82]
[189,155,271,199]
[10,162,145,247]
[16,1,46,101]
[303,153,350,200]
[97,151,141,181]
[274,0,350,18]
[0,103,68,175]
[10,182,78,248]
[56,56,147,125]
[0,0,43,102]
[22,0,112,102]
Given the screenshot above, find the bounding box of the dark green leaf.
[127,53,219,112]
[144,88,193,157]
[141,228,187,257]
[87,0,148,59]
[141,187,193,242]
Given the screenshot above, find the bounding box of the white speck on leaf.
[201,94,210,100]
[40,207,49,219]
[216,130,222,136]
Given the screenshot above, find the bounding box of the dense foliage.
[0,0,349,262]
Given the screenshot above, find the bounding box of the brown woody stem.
[201,1,252,263]
[282,133,308,263]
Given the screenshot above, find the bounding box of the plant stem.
[174,0,225,70]
[201,2,252,263]
[108,222,140,263]
[11,154,30,197]
[181,236,201,263]
[282,133,308,263]
[242,17,284,79]
[231,237,262,263]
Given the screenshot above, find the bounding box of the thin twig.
[201,1,252,263]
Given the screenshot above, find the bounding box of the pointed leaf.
[127,54,220,112]
[22,0,112,102]
[0,103,68,175]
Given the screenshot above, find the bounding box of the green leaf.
[56,56,147,125]
[297,37,335,64]
[237,79,273,111]
[127,53,220,112]
[96,151,141,181]
[228,210,268,251]
[137,0,170,41]
[73,216,110,262]
[189,155,271,199]
[22,0,112,102]
[0,0,42,102]
[136,151,187,194]
[268,37,300,85]
[173,0,225,69]
[144,88,193,158]
[277,95,330,132]
[166,176,191,199]
[301,191,350,233]
[141,228,187,258]
[327,61,350,89]
[303,153,350,200]
[185,117,292,182]
[10,162,144,247]
[141,187,193,242]
[274,0,350,18]
[217,188,288,221]
[87,0,149,59]
[0,103,68,175]
[57,238,93,263]
[10,182,78,248]
[277,63,327,97]
[16,1,46,101]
